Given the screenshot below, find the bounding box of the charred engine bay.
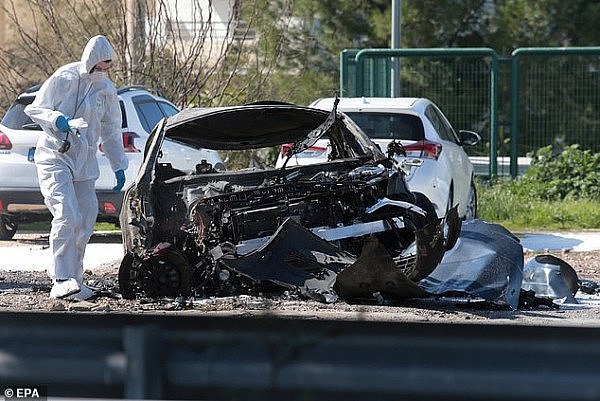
[119,159,454,304]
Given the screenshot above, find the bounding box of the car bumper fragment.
[419,219,524,309]
[223,218,354,303]
[222,216,449,303]
[334,236,429,301]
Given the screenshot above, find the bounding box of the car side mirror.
[458,130,481,146]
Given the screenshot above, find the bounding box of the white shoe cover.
[50,278,81,299]
[67,285,95,301]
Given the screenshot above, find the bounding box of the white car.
[0,85,223,239]
[279,97,480,220]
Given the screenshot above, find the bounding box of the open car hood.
[162,105,332,150]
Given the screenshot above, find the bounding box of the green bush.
[520,144,600,201]
[478,145,600,229]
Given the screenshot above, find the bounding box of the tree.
[217,0,341,105]
[487,0,600,55]
[0,0,294,111]
[2,0,600,112]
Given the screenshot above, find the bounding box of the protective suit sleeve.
[99,86,129,172]
[24,75,72,139]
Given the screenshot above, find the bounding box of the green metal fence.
[344,48,498,176]
[510,47,600,176]
[341,47,600,177]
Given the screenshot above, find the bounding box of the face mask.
[89,71,107,83]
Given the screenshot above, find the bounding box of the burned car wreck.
[118,101,461,302]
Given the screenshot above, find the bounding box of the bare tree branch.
[0,0,293,113]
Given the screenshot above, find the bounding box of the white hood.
[79,35,115,74]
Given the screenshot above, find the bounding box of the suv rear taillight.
[0,131,12,150]
[403,140,442,160]
[102,201,118,215]
[122,132,141,152]
[99,132,141,153]
[281,143,292,156]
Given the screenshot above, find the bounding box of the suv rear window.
[345,112,424,141]
[1,99,41,130]
[132,95,179,132]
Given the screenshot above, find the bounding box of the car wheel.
[119,251,191,299]
[0,215,18,240]
[118,252,137,299]
[464,180,478,220]
[442,185,454,233]
[438,184,463,251]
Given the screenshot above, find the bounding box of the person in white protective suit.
[25,35,128,300]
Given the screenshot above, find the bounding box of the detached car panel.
[119,103,460,302]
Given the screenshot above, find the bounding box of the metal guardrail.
[1,311,600,400]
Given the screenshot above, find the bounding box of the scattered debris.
[518,289,560,309]
[522,254,580,304]
[580,279,600,294]
[49,301,67,311]
[419,219,523,309]
[67,301,95,311]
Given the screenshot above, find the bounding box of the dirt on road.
[1,231,600,326]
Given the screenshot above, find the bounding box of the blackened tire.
[119,251,191,299]
[118,252,136,299]
[465,180,478,220]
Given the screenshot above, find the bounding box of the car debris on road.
[118,100,462,303]
[113,100,594,310]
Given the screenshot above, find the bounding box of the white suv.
[0,85,223,239]
[281,97,480,220]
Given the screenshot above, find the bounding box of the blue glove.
[55,115,71,133]
[112,169,126,193]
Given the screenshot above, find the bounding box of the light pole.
[126,0,146,84]
[391,0,401,97]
